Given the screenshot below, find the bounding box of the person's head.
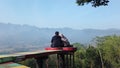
[59,33,64,37]
[55,31,59,35]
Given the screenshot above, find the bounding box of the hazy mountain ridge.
[0,23,120,46]
[0,23,120,54]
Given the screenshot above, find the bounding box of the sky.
[0,0,120,30]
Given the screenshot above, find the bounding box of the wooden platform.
[0,50,62,63]
[0,62,29,68]
[0,47,77,68]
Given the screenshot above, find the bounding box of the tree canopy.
[76,0,109,7]
[73,35,120,68]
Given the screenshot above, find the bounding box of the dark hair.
[55,31,59,35]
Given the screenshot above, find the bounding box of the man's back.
[51,35,64,47]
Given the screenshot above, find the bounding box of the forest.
[19,35,120,68]
[74,35,120,68]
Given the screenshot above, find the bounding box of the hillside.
[0,23,120,54]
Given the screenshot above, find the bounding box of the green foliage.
[85,46,101,68]
[75,47,86,68]
[47,55,58,68]
[73,43,85,50]
[76,0,109,7]
[74,35,120,68]
[74,44,101,68]
[19,58,37,68]
[94,35,120,68]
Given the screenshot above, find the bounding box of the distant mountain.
[0,23,120,53]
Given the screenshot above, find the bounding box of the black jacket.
[51,35,64,47]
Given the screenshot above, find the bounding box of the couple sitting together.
[51,31,71,47]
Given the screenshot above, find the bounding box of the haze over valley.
[0,23,120,54]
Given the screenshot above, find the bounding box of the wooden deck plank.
[0,50,62,63]
[0,50,62,58]
[0,62,29,68]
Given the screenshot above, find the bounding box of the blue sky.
[0,0,120,29]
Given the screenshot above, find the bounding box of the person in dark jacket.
[51,31,65,68]
[51,31,64,47]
